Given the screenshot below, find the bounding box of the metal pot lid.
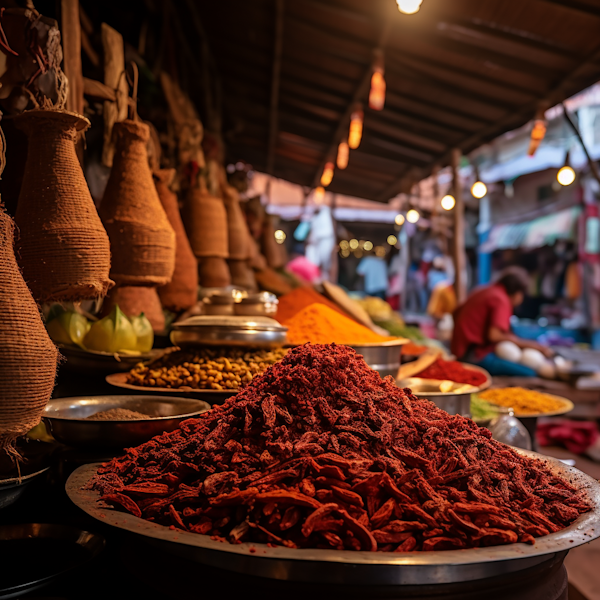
[172,315,287,332]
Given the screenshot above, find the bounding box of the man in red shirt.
[452,268,552,376]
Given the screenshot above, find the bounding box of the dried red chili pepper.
[418,358,487,386]
[91,344,590,552]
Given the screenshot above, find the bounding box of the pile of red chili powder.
[91,344,589,552]
[417,358,488,387]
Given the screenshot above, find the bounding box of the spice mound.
[92,344,589,552]
[479,387,567,416]
[86,408,149,421]
[127,347,288,391]
[285,303,392,345]
[417,359,487,387]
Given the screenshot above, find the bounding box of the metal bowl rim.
[105,373,237,397]
[66,449,600,568]
[43,395,212,422]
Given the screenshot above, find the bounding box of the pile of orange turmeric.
[284,303,393,345]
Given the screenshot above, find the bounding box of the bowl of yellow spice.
[477,387,574,418]
[283,303,408,378]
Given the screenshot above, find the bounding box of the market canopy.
[186,0,600,202]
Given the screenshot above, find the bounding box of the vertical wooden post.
[61,0,84,115]
[451,148,467,303]
[101,23,128,167]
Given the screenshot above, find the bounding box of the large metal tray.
[66,450,600,586]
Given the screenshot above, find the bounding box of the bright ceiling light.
[396,0,423,15]
[406,209,420,223]
[337,141,349,169]
[387,235,398,246]
[394,213,405,226]
[320,162,334,187]
[349,238,359,250]
[314,186,326,202]
[274,230,286,244]
[557,166,575,186]
[471,181,487,199]
[348,107,363,149]
[441,194,456,210]
[364,241,373,251]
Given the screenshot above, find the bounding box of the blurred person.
[452,267,553,376]
[357,252,388,300]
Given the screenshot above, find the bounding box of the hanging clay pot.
[100,120,175,287]
[198,257,231,288]
[0,205,58,452]
[14,109,112,303]
[100,285,165,333]
[223,185,250,260]
[183,178,229,259]
[248,235,268,271]
[262,214,285,269]
[228,259,257,291]
[154,169,198,312]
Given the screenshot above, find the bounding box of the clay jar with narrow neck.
[14,109,112,303]
[100,120,175,287]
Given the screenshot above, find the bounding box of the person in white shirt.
[357,254,388,299]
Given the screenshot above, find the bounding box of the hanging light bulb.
[528,119,547,157]
[396,0,423,15]
[369,71,386,111]
[471,181,487,199]
[337,141,349,169]
[394,214,405,226]
[369,50,386,111]
[406,209,420,223]
[557,166,575,186]
[348,106,364,149]
[441,195,456,210]
[314,186,326,203]
[320,162,334,187]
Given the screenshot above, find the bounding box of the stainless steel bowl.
[0,468,49,511]
[43,395,211,449]
[397,367,491,417]
[170,315,287,348]
[349,339,407,378]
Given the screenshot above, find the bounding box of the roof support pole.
[561,103,600,186]
[451,148,467,304]
[266,0,285,176]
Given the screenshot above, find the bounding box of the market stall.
[2,1,600,599]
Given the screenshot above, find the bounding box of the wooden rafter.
[266,0,285,175]
[536,0,600,18]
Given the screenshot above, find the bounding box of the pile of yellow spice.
[479,387,567,415]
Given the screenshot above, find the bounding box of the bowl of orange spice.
[282,302,408,378]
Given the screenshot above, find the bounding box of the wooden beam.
[310,22,391,188]
[537,0,600,18]
[83,77,116,101]
[61,0,83,115]
[266,0,284,175]
[451,148,467,304]
[101,23,128,167]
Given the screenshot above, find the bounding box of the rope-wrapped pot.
[183,179,229,259]
[262,214,285,269]
[223,185,250,260]
[228,259,257,291]
[0,206,58,453]
[100,285,165,333]
[198,257,231,288]
[14,109,112,303]
[100,120,175,287]
[155,169,198,312]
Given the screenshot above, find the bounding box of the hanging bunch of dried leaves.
[14,110,112,303]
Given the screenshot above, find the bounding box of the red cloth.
[536,420,599,455]
[451,284,513,360]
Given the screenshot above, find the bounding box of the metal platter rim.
[105,373,236,397]
[66,449,600,569]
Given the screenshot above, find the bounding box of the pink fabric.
[536,419,599,455]
[286,256,321,284]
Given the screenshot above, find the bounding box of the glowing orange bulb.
[321,162,334,187]
[337,141,349,169]
[369,71,386,111]
[348,109,363,149]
